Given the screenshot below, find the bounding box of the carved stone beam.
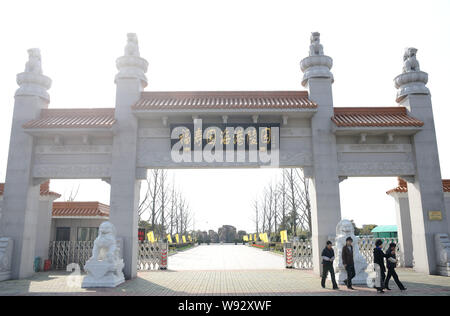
[32,178,49,186]
[302,166,313,178]
[82,134,91,145]
[252,115,259,124]
[400,175,415,183]
[358,133,367,144]
[339,176,348,183]
[192,115,199,123]
[136,168,147,180]
[162,116,168,127]
[282,115,289,126]
[385,133,394,144]
[222,115,228,124]
[54,135,63,145]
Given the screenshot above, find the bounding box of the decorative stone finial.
[15,48,52,102]
[115,33,148,87]
[394,47,430,103]
[300,32,333,87]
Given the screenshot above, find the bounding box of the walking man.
[385,243,406,291]
[342,237,355,290]
[321,241,339,290]
[373,239,386,293]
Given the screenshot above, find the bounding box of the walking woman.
[384,242,407,291]
[373,239,386,293]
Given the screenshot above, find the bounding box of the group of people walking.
[320,238,406,293]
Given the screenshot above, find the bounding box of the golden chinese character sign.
[170,120,280,166]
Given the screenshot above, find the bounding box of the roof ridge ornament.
[394,47,430,103]
[300,32,333,87]
[115,33,148,87]
[15,48,52,102]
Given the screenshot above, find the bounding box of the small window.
[56,227,71,241]
[77,227,99,241]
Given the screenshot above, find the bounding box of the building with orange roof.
[386,178,450,268]
[0,181,109,268]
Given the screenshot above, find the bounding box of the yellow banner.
[147,231,155,243]
[188,235,192,242]
[175,234,180,243]
[182,235,187,243]
[243,235,248,241]
[167,234,173,244]
[254,234,257,241]
[249,234,252,241]
[280,230,288,243]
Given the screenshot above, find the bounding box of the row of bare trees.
[252,168,311,241]
[138,170,193,239]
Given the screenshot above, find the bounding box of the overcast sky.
[1,0,449,233]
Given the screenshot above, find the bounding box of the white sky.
[0,0,449,233]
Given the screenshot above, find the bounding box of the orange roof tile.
[332,107,424,128]
[0,180,60,198]
[23,108,115,129]
[52,201,109,217]
[132,91,317,111]
[387,178,450,195]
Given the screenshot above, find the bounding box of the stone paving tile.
[0,268,449,296]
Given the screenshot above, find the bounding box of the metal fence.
[48,241,169,271]
[283,237,401,270]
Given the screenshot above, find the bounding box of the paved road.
[169,244,285,270]
[1,268,449,296]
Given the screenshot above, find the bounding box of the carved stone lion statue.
[82,221,125,287]
[124,33,140,57]
[333,219,368,284]
[25,48,43,74]
[309,32,324,56]
[402,47,420,73]
[91,221,119,263]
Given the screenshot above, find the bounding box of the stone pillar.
[108,33,148,280]
[300,32,341,275]
[388,190,414,267]
[395,48,448,274]
[0,49,52,279]
[34,183,59,266]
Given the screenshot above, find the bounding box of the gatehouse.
[0,32,449,281]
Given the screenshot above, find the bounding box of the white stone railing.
[49,241,168,271]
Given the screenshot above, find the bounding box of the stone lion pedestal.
[332,219,369,285]
[82,222,125,288]
[0,237,13,281]
[435,233,450,277]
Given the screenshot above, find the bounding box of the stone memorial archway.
[0,33,449,280]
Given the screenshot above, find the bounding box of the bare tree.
[64,184,80,202]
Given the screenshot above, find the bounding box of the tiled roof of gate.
[332,107,424,127]
[132,91,317,110]
[52,201,110,217]
[386,178,450,195]
[23,108,116,129]
[0,181,60,198]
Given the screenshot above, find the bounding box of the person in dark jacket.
[342,237,355,289]
[321,241,339,290]
[373,239,386,293]
[384,243,406,291]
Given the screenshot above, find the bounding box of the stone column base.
[0,271,11,282]
[335,271,369,285]
[436,265,450,277]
